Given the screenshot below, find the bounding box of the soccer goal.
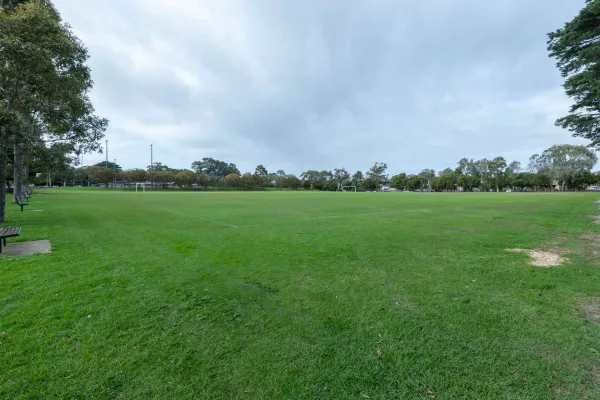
[135,183,146,192]
[342,186,357,192]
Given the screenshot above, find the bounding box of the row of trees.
[390,145,599,192]
[41,144,598,193]
[0,1,107,222]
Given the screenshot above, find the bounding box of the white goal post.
[136,183,146,192]
[342,186,357,192]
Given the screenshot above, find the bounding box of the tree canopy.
[191,158,240,178]
[548,0,600,147]
[0,1,107,221]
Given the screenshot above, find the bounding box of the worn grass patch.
[1,190,600,399]
[505,248,569,267]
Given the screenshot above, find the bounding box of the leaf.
[376,346,382,358]
[360,392,370,399]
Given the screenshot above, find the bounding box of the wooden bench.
[0,227,21,254]
[16,197,28,212]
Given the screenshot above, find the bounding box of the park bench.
[0,227,21,254]
[16,197,28,212]
[23,189,32,200]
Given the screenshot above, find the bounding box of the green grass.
[1,190,600,399]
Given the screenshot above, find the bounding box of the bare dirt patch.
[590,215,600,225]
[578,298,600,325]
[506,249,569,267]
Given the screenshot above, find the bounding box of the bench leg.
[20,205,23,212]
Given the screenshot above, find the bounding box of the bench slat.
[0,227,21,237]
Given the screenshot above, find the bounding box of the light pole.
[114,159,117,186]
[150,144,153,188]
[105,140,108,169]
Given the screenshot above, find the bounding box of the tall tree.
[366,162,388,191]
[333,167,350,191]
[0,1,107,221]
[254,164,269,187]
[419,169,436,189]
[351,171,363,187]
[548,0,600,147]
[529,144,598,191]
[191,157,239,178]
[488,157,507,192]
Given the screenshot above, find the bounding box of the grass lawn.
[1,190,600,399]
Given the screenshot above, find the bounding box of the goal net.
[136,183,146,192]
[342,186,357,192]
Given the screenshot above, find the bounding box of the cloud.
[53,0,589,174]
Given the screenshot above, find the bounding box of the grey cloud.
[54,0,588,175]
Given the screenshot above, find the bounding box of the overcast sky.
[53,0,587,175]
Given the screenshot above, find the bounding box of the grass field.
[1,190,600,399]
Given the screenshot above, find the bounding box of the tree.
[548,0,600,147]
[407,174,424,191]
[73,167,89,186]
[390,173,407,190]
[333,168,350,191]
[529,144,598,191]
[419,169,435,189]
[487,157,507,192]
[568,170,598,190]
[220,173,240,187]
[0,2,107,221]
[240,173,258,189]
[129,169,148,183]
[87,166,114,187]
[195,172,216,188]
[254,164,269,187]
[94,161,121,172]
[504,161,521,188]
[437,168,457,191]
[191,157,239,178]
[457,175,480,192]
[351,171,363,187]
[174,170,195,188]
[147,162,173,172]
[361,178,377,191]
[366,162,388,191]
[286,175,302,190]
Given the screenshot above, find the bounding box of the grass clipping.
[506,249,568,267]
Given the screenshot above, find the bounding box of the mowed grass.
[1,190,600,399]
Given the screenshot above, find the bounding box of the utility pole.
[114,159,117,186]
[105,140,108,169]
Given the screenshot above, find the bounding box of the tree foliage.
[548,0,600,147]
[191,157,239,178]
[0,1,107,221]
[529,144,597,190]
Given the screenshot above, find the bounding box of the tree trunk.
[0,137,6,223]
[13,142,22,203]
[561,181,566,192]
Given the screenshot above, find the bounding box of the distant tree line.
[27,144,599,192]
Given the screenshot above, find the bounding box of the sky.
[53,0,588,176]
